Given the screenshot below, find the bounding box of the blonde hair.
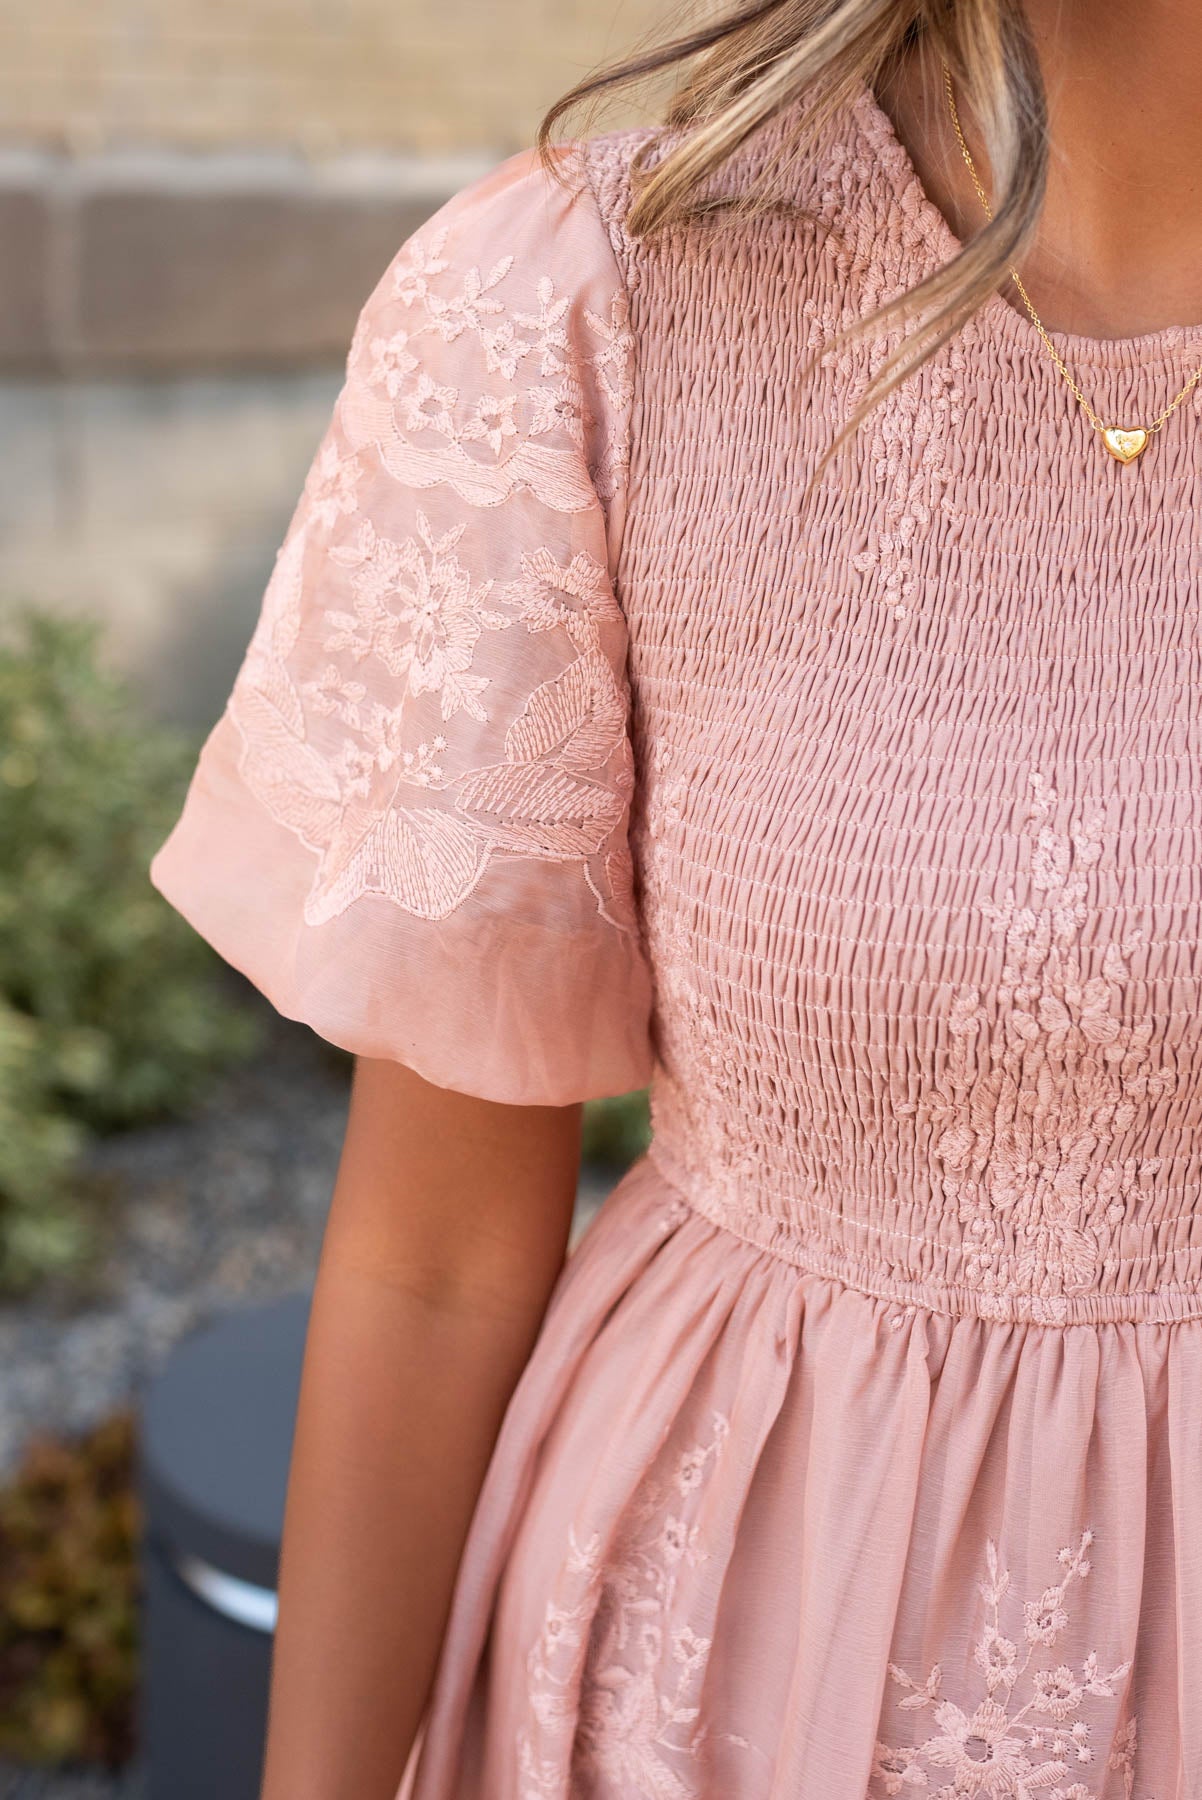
[539,0,1049,449]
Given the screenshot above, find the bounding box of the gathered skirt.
[397,1151,1194,1800]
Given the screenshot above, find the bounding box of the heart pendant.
[1102,425,1150,463]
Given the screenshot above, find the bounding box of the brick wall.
[1,1,690,374]
[1,0,678,158]
[0,1,690,720]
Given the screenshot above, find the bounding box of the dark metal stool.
[139,1290,311,1800]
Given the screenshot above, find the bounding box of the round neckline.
[850,76,1202,371]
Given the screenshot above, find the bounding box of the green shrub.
[0,1410,140,1767]
[0,608,261,1289]
[0,998,92,1288]
[581,1087,652,1168]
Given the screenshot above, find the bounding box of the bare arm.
[258,1053,583,1800]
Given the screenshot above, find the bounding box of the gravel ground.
[0,998,617,1800]
[0,1009,351,1482]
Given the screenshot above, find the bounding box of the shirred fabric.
[156,83,1202,1800]
[150,145,655,1106]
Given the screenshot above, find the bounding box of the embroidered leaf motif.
[305,802,488,925]
[455,763,624,858]
[240,530,309,735]
[375,436,602,513]
[232,685,343,836]
[504,651,628,774]
[225,172,640,936]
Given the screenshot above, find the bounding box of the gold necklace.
[941,58,1202,464]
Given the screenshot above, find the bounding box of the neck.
[883,3,1202,336]
[1028,0,1202,138]
[1028,0,1202,297]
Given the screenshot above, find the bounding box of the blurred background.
[1,0,674,723]
[0,4,674,1792]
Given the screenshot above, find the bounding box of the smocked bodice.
[585,88,1202,1326]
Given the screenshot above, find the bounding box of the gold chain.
[941,58,1202,461]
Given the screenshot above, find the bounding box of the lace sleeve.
[149,145,654,1106]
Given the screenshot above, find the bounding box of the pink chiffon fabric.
[150,83,1202,1799]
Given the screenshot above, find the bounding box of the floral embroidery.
[789,94,969,628]
[225,161,642,930]
[515,1411,753,1799]
[872,1531,1139,1800]
[643,909,761,1211]
[302,437,365,530]
[324,513,511,722]
[630,736,762,1203]
[849,326,966,626]
[896,770,1175,1308]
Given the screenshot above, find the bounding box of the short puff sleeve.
[149,145,655,1106]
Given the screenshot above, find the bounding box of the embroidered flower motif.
[503,546,620,647]
[631,731,768,1210]
[873,1532,1138,1800]
[422,253,512,343]
[326,511,510,720]
[366,328,419,398]
[512,276,572,379]
[224,166,641,934]
[1032,1667,1084,1721]
[850,334,965,625]
[515,1413,752,1800]
[398,372,457,437]
[829,101,970,627]
[642,906,762,1210]
[302,438,365,531]
[460,392,519,457]
[896,770,1176,1305]
[386,227,451,309]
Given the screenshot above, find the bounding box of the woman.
[149,0,1202,1792]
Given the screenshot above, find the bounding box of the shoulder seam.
[575,134,645,590]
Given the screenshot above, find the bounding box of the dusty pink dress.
[150,82,1202,1798]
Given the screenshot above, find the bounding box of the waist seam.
[645,1139,1202,1328]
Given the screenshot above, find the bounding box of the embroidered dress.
[149,85,1202,1799]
